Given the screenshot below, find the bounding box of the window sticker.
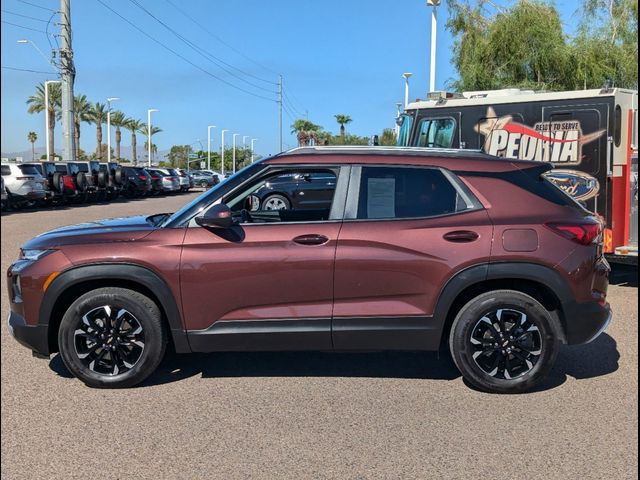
[367,178,395,218]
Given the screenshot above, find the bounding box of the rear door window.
[354,166,476,220]
[1,165,11,176]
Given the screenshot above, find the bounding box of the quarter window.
[416,118,456,148]
[1,165,11,176]
[356,167,474,220]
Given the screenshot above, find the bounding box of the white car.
[1,176,7,210]
[1,162,47,208]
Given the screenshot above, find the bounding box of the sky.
[1,0,582,158]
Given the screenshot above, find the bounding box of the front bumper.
[563,301,613,345]
[7,310,50,356]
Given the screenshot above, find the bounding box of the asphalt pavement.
[1,193,638,479]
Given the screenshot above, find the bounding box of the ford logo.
[544,169,600,201]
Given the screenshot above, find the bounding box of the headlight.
[20,249,55,261]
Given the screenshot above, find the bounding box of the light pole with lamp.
[147,108,159,167]
[106,97,119,163]
[220,129,229,176]
[242,135,250,166]
[232,133,240,173]
[427,0,441,92]
[17,39,53,66]
[402,73,413,108]
[207,125,216,171]
[250,138,258,163]
[395,102,403,136]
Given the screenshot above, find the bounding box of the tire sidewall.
[58,288,166,388]
[263,193,290,210]
[450,290,559,394]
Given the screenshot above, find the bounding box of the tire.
[52,173,64,193]
[449,290,559,394]
[200,180,209,189]
[76,172,88,192]
[97,171,108,188]
[58,287,167,388]
[114,168,124,185]
[261,193,290,210]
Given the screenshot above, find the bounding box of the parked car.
[53,163,81,202]
[198,169,225,184]
[148,168,180,193]
[121,166,152,198]
[174,168,191,192]
[190,170,218,188]
[146,169,164,196]
[253,171,336,211]
[7,146,611,393]
[65,161,97,201]
[23,161,73,205]
[1,177,7,210]
[100,162,125,200]
[0,162,47,208]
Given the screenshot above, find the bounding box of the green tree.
[73,95,93,161]
[379,128,398,146]
[167,144,193,169]
[125,118,145,164]
[446,0,638,91]
[27,131,37,160]
[334,114,352,138]
[291,119,322,146]
[110,111,127,161]
[90,102,108,160]
[139,123,162,164]
[27,82,61,160]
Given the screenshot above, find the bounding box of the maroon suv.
[7,147,611,393]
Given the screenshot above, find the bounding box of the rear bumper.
[563,301,613,345]
[7,310,50,356]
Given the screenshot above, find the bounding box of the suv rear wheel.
[449,290,559,394]
[58,287,167,388]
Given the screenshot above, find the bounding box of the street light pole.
[17,39,53,66]
[232,133,239,173]
[44,80,61,161]
[427,0,441,92]
[220,129,229,175]
[242,135,250,166]
[402,73,413,108]
[106,97,119,163]
[250,138,257,163]
[147,108,158,167]
[207,125,216,171]
[395,102,403,136]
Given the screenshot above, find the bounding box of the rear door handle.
[292,234,329,246]
[443,230,479,243]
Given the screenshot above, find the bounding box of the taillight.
[138,175,147,181]
[545,221,602,246]
[16,176,34,180]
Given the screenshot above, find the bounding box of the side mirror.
[195,203,234,229]
[244,194,261,212]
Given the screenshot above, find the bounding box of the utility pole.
[60,0,76,162]
[278,75,283,152]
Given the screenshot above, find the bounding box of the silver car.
[150,168,181,192]
[1,162,46,207]
[174,168,191,192]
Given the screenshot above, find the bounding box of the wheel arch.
[434,262,572,348]
[41,263,190,354]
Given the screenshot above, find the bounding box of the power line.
[95,0,276,102]
[1,20,47,33]
[16,0,55,12]
[127,0,277,94]
[282,90,305,118]
[163,0,280,79]
[2,65,57,74]
[1,9,49,22]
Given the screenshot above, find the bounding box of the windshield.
[161,161,265,228]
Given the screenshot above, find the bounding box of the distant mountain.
[1,146,169,163]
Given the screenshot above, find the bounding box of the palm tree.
[334,114,352,138]
[139,123,162,164]
[291,119,321,147]
[73,95,93,160]
[125,118,145,164]
[26,82,61,160]
[109,111,127,161]
[90,102,108,160]
[27,132,38,160]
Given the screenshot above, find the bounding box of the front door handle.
[443,230,479,243]
[292,234,329,246]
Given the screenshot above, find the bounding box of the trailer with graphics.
[398,87,638,264]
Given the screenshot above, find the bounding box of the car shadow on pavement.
[48,333,620,392]
[609,264,638,288]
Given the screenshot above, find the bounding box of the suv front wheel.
[58,287,167,388]
[449,290,559,394]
